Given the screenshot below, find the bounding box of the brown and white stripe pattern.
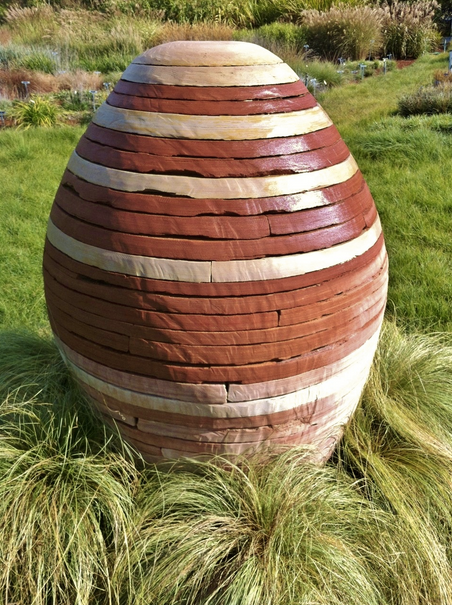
[43,41,388,462]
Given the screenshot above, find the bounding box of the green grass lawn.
[2,52,452,604]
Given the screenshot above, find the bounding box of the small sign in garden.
[42,41,388,462]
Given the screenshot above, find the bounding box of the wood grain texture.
[70,348,373,419]
[66,152,356,199]
[53,187,271,240]
[47,302,384,384]
[121,63,298,87]
[82,380,358,430]
[62,168,365,217]
[47,274,385,356]
[56,336,227,403]
[211,216,381,282]
[112,80,307,101]
[133,41,283,67]
[46,211,380,282]
[44,271,280,332]
[43,241,386,318]
[227,328,381,402]
[50,201,371,261]
[106,90,316,116]
[44,232,385,298]
[84,121,341,157]
[46,219,212,282]
[92,103,331,141]
[126,295,386,366]
[74,136,348,177]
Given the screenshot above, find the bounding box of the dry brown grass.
[156,21,235,44]
[0,68,103,99]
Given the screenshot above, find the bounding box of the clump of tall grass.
[381,0,439,59]
[301,5,383,61]
[0,330,140,604]
[398,82,452,115]
[337,320,452,603]
[123,449,405,605]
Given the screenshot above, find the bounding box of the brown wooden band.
[106,90,316,116]
[50,202,371,261]
[62,168,365,217]
[112,79,307,101]
[75,136,349,178]
[83,122,341,158]
[48,307,384,384]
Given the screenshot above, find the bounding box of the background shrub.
[301,5,383,61]
[381,0,440,59]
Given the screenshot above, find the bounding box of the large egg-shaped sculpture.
[43,41,388,463]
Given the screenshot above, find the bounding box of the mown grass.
[320,52,452,331]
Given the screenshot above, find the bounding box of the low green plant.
[9,94,61,127]
[252,22,308,53]
[398,82,452,115]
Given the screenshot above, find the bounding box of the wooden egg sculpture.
[43,41,388,463]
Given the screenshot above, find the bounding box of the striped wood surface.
[43,41,388,461]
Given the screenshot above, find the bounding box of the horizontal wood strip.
[67,152,357,199]
[43,241,386,317]
[121,63,299,87]
[114,385,362,455]
[211,216,381,282]
[127,295,386,366]
[71,348,372,419]
[48,301,384,383]
[50,201,370,261]
[107,90,316,116]
[113,80,307,101]
[75,136,348,178]
[58,330,379,404]
[267,182,373,235]
[228,329,380,402]
[44,232,385,298]
[54,186,271,240]
[45,270,385,350]
[133,42,283,67]
[84,382,353,430]
[56,336,227,403]
[46,213,380,282]
[92,103,331,141]
[84,122,341,158]
[44,271,279,331]
[62,167,364,216]
[46,220,211,283]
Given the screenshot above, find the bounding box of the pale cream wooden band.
[134,41,283,67]
[92,103,332,140]
[46,215,381,283]
[55,336,227,404]
[121,62,298,87]
[67,152,357,199]
[211,216,382,282]
[228,327,381,402]
[70,343,377,418]
[56,328,380,404]
[46,219,211,282]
